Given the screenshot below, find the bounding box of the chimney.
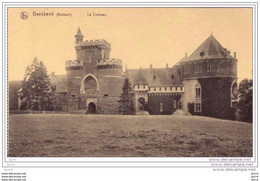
[234,52,237,59]
[166,63,168,68]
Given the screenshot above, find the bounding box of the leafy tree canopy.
[236,78,253,123]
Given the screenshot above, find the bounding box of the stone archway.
[88,102,96,113]
[138,97,145,111]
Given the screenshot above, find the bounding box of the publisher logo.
[20,11,28,20]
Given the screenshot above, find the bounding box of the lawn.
[8,114,252,157]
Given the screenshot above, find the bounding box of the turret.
[75,27,84,44]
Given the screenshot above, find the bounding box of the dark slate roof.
[126,67,182,86]
[181,34,234,63]
[134,68,148,84]
[75,27,83,37]
[174,53,188,66]
[50,75,67,92]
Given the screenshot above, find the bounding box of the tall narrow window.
[207,65,212,72]
[143,85,145,89]
[178,101,182,109]
[183,67,187,74]
[195,84,201,97]
[137,85,140,89]
[160,103,163,112]
[173,100,177,109]
[195,66,199,73]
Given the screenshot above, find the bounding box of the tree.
[236,78,253,123]
[118,78,135,115]
[19,57,54,111]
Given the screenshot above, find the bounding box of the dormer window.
[200,51,204,56]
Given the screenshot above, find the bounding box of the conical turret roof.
[75,27,84,37]
[182,34,233,63]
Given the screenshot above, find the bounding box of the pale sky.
[8,8,252,82]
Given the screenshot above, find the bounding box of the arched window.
[231,82,238,98]
[195,84,201,98]
[207,65,212,72]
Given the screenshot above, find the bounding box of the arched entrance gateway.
[80,74,99,113]
[87,102,96,113]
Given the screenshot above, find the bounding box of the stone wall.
[198,77,236,120]
[148,94,182,115]
[181,58,237,79]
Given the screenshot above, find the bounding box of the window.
[181,87,183,91]
[195,102,201,112]
[195,66,199,73]
[165,87,167,91]
[183,67,187,74]
[153,75,156,80]
[231,82,238,98]
[175,87,178,91]
[159,87,161,91]
[137,85,140,89]
[196,88,201,97]
[143,85,145,89]
[160,103,163,112]
[178,101,182,109]
[195,84,201,97]
[200,51,204,56]
[207,65,212,72]
[103,94,109,97]
[154,87,156,91]
[171,74,174,79]
[173,100,177,109]
[170,87,172,91]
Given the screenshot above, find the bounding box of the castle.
[50,28,238,119]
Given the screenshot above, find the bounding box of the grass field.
[8,114,252,157]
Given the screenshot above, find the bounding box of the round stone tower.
[179,35,238,119]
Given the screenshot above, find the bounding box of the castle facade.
[51,28,238,119]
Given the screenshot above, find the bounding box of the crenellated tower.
[74,27,111,75]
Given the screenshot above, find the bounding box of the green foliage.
[236,78,253,123]
[118,78,135,115]
[19,57,54,111]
